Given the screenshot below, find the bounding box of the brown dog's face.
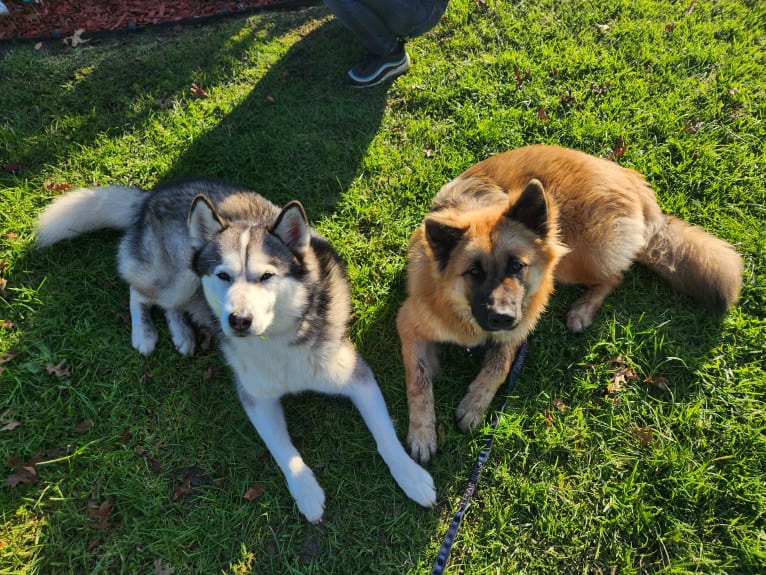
[424,179,551,334]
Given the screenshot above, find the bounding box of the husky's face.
[189,197,311,338]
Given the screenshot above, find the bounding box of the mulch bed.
[0,0,317,41]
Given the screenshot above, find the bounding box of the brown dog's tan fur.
[398,145,743,463]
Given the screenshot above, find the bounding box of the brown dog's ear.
[505,179,549,237]
[425,217,467,271]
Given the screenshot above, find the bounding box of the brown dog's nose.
[485,310,516,331]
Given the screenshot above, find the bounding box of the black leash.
[431,340,529,575]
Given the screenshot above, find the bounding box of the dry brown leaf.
[632,427,654,446]
[154,559,176,575]
[645,375,670,391]
[243,482,266,501]
[543,408,553,429]
[1,421,21,432]
[552,397,567,412]
[46,360,71,378]
[88,499,115,529]
[43,181,71,193]
[3,452,41,488]
[73,419,94,434]
[172,478,193,501]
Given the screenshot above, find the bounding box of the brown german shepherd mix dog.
[398,145,743,463]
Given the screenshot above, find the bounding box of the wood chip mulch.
[0,0,316,41]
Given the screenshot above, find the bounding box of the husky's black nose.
[228,312,252,333]
[485,310,516,331]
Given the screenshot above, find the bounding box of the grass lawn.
[1,0,764,573]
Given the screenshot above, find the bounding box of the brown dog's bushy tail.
[638,215,743,315]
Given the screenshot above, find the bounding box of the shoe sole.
[348,53,411,88]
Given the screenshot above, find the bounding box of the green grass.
[1,0,764,573]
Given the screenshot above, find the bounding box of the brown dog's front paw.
[455,396,487,434]
[407,426,437,465]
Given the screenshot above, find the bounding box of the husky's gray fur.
[36,178,435,522]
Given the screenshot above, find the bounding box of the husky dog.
[398,145,743,463]
[36,178,435,523]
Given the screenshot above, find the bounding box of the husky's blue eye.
[260,272,274,282]
[216,272,232,282]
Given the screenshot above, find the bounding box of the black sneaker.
[347,45,410,88]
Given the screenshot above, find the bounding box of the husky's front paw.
[132,324,159,356]
[393,457,436,508]
[407,424,437,465]
[165,310,196,356]
[288,469,326,524]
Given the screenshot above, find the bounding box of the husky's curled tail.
[36,185,145,247]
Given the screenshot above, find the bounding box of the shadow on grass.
[1,8,439,573]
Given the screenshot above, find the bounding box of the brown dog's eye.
[507,260,527,276]
[464,263,485,281]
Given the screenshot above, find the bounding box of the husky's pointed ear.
[506,179,549,237]
[188,195,226,243]
[272,201,310,256]
[425,216,467,271]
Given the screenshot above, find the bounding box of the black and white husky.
[36,178,435,523]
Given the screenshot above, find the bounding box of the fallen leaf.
[64,28,89,47]
[190,82,209,98]
[543,408,553,428]
[172,478,193,501]
[243,482,266,501]
[154,559,176,575]
[514,69,530,89]
[46,360,71,378]
[3,452,41,488]
[591,82,610,95]
[424,148,434,158]
[88,499,115,529]
[0,320,13,331]
[612,136,627,159]
[632,427,654,446]
[121,427,133,443]
[3,163,23,173]
[552,397,567,412]
[645,375,670,391]
[537,106,549,121]
[665,22,677,32]
[0,277,7,297]
[437,422,446,448]
[73,419,94,434]
[683,119,703,134]
[684,0,696,15]
[3,233,18,241]
[43,180,71,193]
[1,421,21,432]
[265,95,276,104]
[560,92,578,106]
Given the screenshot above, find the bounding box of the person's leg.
[324,0,448,55]
[323,0,399,56]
